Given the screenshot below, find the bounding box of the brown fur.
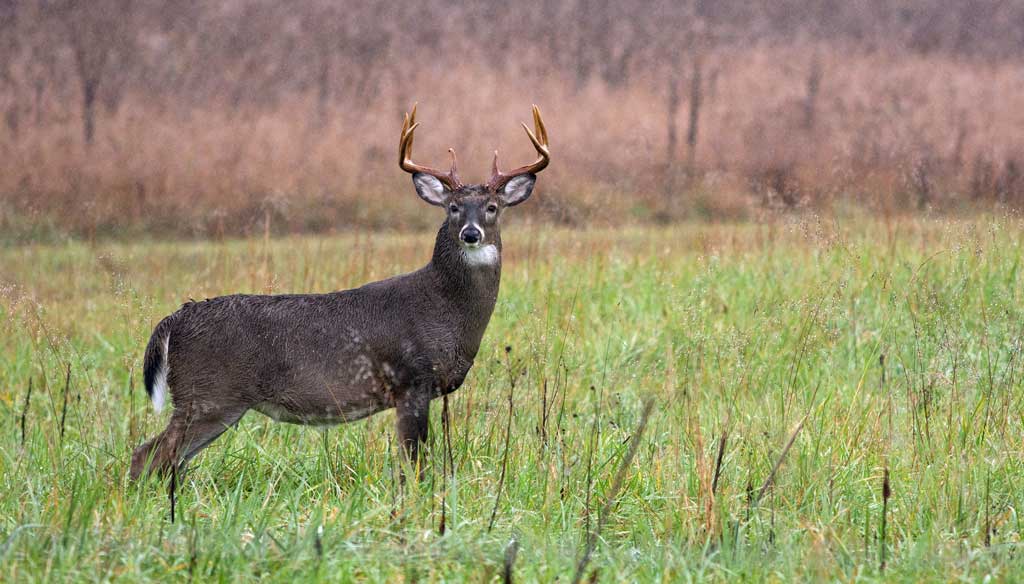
[130,179,536,481]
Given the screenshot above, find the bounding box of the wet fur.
[130,219,502,480]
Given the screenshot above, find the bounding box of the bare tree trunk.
[67,6,116,149]
[316,44,330,127]
[803,56,822,130]
[82,77,97,145]
[1,63,15,136]
[912,157,933,210]
[5,105,18,137]
[33,78,45,126]
[685,57,702,172]
[571,0,592,91]
[665,68,681,196]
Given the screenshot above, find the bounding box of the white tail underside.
[152,334,170,413]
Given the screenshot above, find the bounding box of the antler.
[487,104,550,192]
[399,103,463,191]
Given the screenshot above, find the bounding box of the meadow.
[2,216,1024,581]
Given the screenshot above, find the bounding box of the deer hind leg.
[130,405,248,481]
[131,415,186,480]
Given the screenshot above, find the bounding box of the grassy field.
[2,217,1024,581]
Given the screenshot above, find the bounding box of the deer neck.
[427,222,502,342]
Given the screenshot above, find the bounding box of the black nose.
[461,227,481,244]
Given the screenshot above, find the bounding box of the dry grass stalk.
[571,398,655,584]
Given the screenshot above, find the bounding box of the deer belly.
[254,394,390,426]
[253,350,400,425]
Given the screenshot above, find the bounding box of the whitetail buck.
[130,105,550,480]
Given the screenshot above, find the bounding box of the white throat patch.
[462,244,499,266]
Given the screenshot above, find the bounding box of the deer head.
[399,104,550,261]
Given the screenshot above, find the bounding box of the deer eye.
[449,204,459,213]
[486,204,498,213]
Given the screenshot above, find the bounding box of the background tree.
[47,0,136,146]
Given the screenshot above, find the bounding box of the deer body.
[131,107,549,480]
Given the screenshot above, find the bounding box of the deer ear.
[499,174,536,207]
[412,173,449,206]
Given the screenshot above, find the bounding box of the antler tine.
[448,148,458,175]
[398,103,462,191]
[533,104,549,145]
[487,104,551,191]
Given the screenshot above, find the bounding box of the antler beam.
[487,105,551,192]
[399,103,463,191]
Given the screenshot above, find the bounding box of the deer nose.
[460,226,482,245]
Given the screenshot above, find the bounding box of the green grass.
[2,217,1024,581]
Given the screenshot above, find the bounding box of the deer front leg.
[396,390,430,478]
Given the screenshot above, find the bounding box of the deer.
[130,105,550,481]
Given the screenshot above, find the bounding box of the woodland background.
[2,0,1023,240]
